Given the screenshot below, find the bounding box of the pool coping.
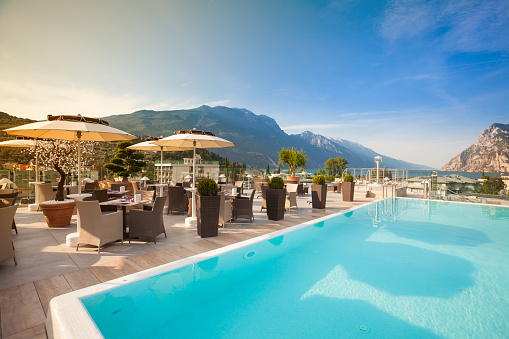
[46,198,384,338]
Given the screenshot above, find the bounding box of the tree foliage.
[324,157,349,176]
[475,176,506,195]
[25,139,94,201]
[278,147,308,177]
[103,141,146,181]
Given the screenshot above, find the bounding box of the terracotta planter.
[311,184,327,209]
[342,182,355,202]
[287,176,300,184]
[39,200,76,227]
[266,188,286,221]
[196,194,220,238]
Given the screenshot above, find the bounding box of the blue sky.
[1,0,508,169]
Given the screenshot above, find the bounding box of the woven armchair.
[0,192,18,233]
[285,184,298,211]
[167,186,187,214]
[0,205,18,265]
[129,197,167,244]
[232,190,255,223]
[75,200,123,253]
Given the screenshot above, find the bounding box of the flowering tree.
[26,139,94,201]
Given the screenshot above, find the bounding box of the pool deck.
[0,188,384,338]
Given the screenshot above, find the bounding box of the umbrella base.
[185,216,197,227]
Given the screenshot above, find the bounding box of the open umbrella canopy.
[3,115,135,141]
[128,137,192,184]
[3,115,136,198]
[127,140,192,152]
[0,139,36,147]
[154,129,235,226]
[154,129,235,149]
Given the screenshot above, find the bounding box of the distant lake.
[299,169,507,179]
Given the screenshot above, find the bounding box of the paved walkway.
[0,189,377,338]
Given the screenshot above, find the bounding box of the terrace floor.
[0,188,385,338]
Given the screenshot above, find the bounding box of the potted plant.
[311,175,327,209]
[28,139,93,227]
[266,176,286,221]
[342,173,355,202]
[196,178,220,238]
[278,147,308,184]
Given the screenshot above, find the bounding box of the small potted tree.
[266,176,286,221]
[278,147,308,184]
[342,173,355,202]
[103,141,146,192]
[28,139,93,227]
[196,178,220,238]
[311,175,327,209]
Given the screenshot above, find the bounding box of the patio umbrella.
[3,115,136,195]
[127,138,192,184]
[154,129,235,188]
[0,138,39,181]
[154,129,235,226]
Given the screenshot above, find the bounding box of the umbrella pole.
[192,141,196,188]
[77,132,82,194]
[160,147,164,184]
[35,139,39,183]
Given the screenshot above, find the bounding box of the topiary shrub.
[343,173,354,182]
[268,176,284,189]
[312,175,325,185]
[197,178,219,196]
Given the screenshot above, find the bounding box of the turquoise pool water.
[82,199,509,338]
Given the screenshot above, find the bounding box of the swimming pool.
[47,198,509,338]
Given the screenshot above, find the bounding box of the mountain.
[441,123,509,172]
[295,131,434,170]
[102,105,430,169]
[0,112,36,164]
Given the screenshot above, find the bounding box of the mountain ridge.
[441,123,509,172]
[102,105,432,169]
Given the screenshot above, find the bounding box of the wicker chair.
[0,192,19,233]
[0,189,14,194]
[129,196,167,244]
[36,183,56,211]
[167,186,187,214]
[0,205,18,265]
[92,189,111,203]
[285,183,298,211]
[218,192,232,227]
[232,190,255,223]
[83,182,96,193]
[234,181,244,195]
[75,200,123,253]
[260,185,268,212]
[110,183,128,191]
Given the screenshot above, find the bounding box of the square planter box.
[311,184,327,209]
[196,194,220,238]
[266,188,286,221]
[342,182,355,202]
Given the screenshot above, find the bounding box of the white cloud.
[380,0,509,53]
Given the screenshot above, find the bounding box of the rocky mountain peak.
[441,123,509,172]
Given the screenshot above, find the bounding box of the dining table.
[100,199,149,238]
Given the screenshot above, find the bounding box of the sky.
[1,0,508,169]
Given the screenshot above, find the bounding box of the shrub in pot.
[342,173,355,202]
[278,147,308,184]
[311,175,327,209]
[266,177,286,221]
[196,178,220,238]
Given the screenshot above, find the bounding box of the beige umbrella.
[154,129,235,188]
[127,138,192,184]
[0,138,41,185]
[4,115,136,194]
[154,129,235,227]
